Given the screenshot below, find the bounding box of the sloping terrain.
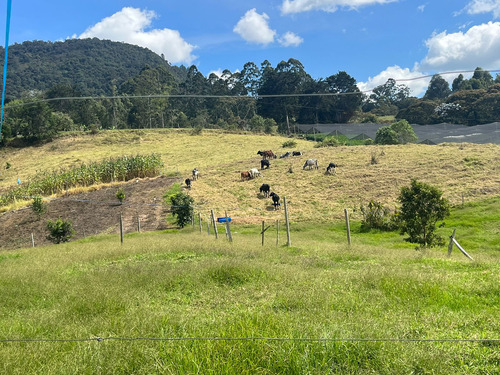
[0,129,499,250]
[0,176,176,250]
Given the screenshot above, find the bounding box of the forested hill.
[0,38,188,98]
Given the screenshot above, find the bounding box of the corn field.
[0,154,163,206]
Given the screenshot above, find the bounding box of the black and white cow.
[185,178,192,189]
[259,183,270,197]
[192,168,199,180]
[292,151,302,156]
[326,162,337,175]
[269,192,281,210]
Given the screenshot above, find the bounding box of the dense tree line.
[1,38,500,143]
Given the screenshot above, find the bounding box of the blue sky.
[2,0,500,96]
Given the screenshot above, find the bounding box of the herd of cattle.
[184,150,337,211]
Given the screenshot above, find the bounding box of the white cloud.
[281,0,397,14]
[278,32,304,47]
[357,66,430,96]
[464,0,500,18]
[78,7,197,65]
[417,4,426,12]
[233,9,276,45]
[420,22,500,71]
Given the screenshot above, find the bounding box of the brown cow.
[257,150,276,159]
[241,171,251,181]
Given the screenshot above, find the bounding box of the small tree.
[116,187,126,203]
[375,126,399,145]
[390,119,417,144]
[167,192,194,228]
[46,217,75,244]
[31,197,47,218]
[398,179,450,247]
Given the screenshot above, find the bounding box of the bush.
[398,179,450,247]
[360,200,398,231]
[116,187,125,203]
[314,136,340,148]
[31,197,47,217]
[46,217,75,244]
[282,139,297,148]
[375,126,399,145]
[165,191,194,228]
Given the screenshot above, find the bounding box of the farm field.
[0,129,499,373]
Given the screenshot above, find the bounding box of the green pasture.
[0,197,499,374]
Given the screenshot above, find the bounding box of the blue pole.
[0,0,13,141]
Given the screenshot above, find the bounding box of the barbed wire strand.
[1,336,498,344]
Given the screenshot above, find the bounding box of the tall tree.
[423,74,451,100]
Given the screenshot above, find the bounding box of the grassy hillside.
[0,130,499,373]
[0,210,499,373]
[1,129,499,224]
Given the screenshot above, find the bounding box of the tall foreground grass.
[0,154,163,206]
[0,212,499,374]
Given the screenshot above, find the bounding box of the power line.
[5,68,500,109]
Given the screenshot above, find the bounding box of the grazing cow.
[249,168,261,179]
[259,183,270,197]
[326,162,337,175]
[192,168,199,180]
[269,192,281,210]
[185,178,192,189]
[292,151,302,156]
[241,171,251,181]
[303,158,319,170]
[257,150,277,159]
[280,152,291,159]
[260,159,270,169]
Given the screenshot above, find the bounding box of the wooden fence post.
[137,216,141,233]
[211,210,218,239]
[284,196,291,247]
[276,220,279,246]
[198,212,202,233]
[31,233,35,248]
[120,214,124,244]
[447,229,456,257]
[344,208,351,246]
[225,211,232,243]
[262,221,265,246]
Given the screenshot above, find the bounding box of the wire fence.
[1,336,499,344]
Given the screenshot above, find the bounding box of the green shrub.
[282,139,297,148]
[360,200,398,231]
[165,191,194,228]
[31,197,47,217]
[116,187,125,203]
[314,136,340,148]
[46,217,75,244]
[398,179,450,247]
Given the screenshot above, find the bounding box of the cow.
[257,150,277,159]
[249,168,261,179]
[292,151,302,156]
[280,152,291,159]
[259,183,270,197]
[241,171,251,181]
[185,178,192,189]
[269,192,281,210]
[326,162,337,175]
[303,158,319,170]
[260,159,270,169]
[192,168,199,180]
